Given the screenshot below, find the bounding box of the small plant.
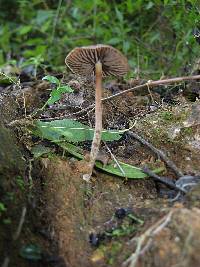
[35,75,74,113]
[20,55,44,77]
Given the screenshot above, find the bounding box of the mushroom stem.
[83,61,103,181]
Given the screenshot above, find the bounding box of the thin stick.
[102,74,200,102]
[13,206,27,241]
[83,61,103,181]
[51,0,63,43]
[104,142,126,178]
[127,131,183,177]
[142,166,186,193]
[123,210,174,267]
[1,257,10,267]
[38,74,200,121]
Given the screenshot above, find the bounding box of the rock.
[126,207,200,267]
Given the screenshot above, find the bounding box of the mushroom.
[65,44,129,181]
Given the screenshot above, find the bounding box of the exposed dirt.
[0,74,200,267]
[39,156,157,267]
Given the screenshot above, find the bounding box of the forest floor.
[0,71,200,267]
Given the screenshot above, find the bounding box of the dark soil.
[0,74,200,267]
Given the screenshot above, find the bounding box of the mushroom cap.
[65,44,129,77]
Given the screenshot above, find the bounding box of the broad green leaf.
[31,122,164,179]
[33,119,123,143]
[42,75,59,85]
[59,142,164,179]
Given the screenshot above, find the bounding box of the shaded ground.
[0,73,200,267]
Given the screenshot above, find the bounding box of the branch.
[142,166,186,193]
[39,74,200,121]
[127,131,183,177]
[102,74,200,102]
[123,210,174,267]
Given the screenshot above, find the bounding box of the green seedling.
[33,75,73,115]
[42,75,73,107]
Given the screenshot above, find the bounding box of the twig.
[13,206,27,241]
[104,142,126,178]
[142,166,186,193]
[127,131,183,177]
[103,74,200,102]
[1,257,10,267]
[38,74,200,121]
[146,80,155,103]
[22,92,27,118]
[51,0,63,43]
[123,210,174,267]
[1,207,27,267]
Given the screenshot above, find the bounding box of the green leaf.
[31,144,52,158]
[146,2,154,9]
[18,25,32,35]
[59,85,74,93]
[35,10,54,25]
[0,202,6,212]
[47,85,74,105]
[58,142,164,179]
[31,120,164,179]
[20,244,42,261]
[108,37,121,45]
[42,75,60,85]
[115,8,123,23]
[32,119,123,143]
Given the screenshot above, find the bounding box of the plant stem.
[83,61,103,181]
[51,0,63,43]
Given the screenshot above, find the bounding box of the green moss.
[161,111,174,121]
[181,127,193,136]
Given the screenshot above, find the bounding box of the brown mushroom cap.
[65,44,129,77]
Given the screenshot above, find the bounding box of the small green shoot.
[0,202,6,215]
[39,75,73,111]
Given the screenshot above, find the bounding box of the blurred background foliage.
[0,0,200,78]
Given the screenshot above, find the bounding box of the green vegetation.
[16,176,25,191]
[0,0,199,78]
[0,202,6,215]
[161,111,174,121]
